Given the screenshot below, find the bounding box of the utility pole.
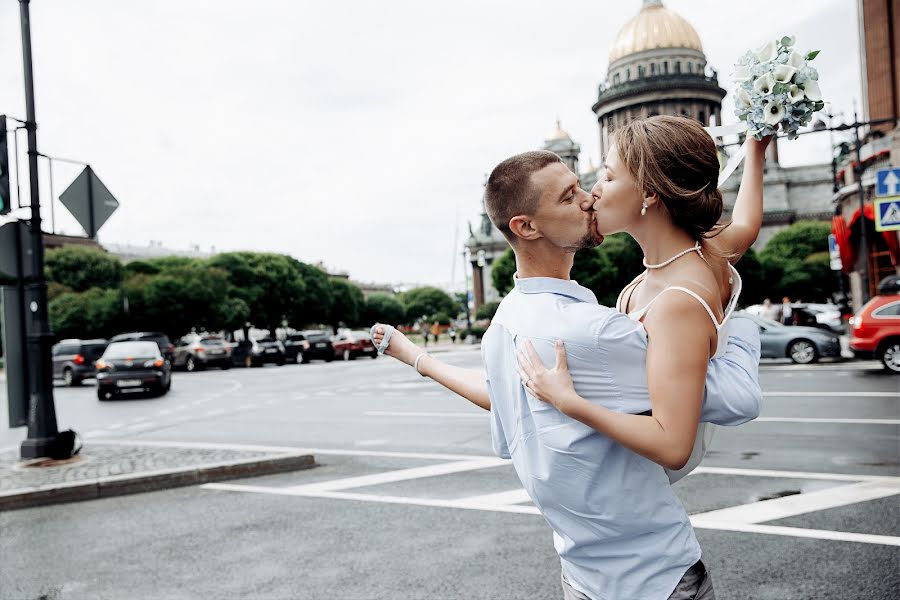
[18,0,60,459]
[851,112,872,305]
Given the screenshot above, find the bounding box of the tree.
[361,293,406,326]
[759,221,838,302]
[594,234,643,304]
[571,248,619,307]
[492,249,516,297]
[475,301,500,320]
[45,246,122,292]
[400,286,458,322]
[49,287,124,339]
[734,247,768,306]
[760,221,832,263]
[329,278,364,331]
[292,261,334,328]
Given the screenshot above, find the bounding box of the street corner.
[0,440,316,511]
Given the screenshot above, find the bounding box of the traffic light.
[0,116,10,215]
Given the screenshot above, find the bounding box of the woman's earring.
[641,202,648,216]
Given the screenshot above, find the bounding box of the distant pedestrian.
[448,327,457,344]
[431,321,441,344]
[781,296,793,325]
[762,298,779,321]
[419,324,428,347]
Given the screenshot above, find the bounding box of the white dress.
[615,264,743,483]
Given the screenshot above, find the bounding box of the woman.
[517,115,771,473]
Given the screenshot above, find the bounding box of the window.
[664,61,668,73]
[874,302,900,317]
[638,65,645,77]
[699,111,706,124]
[651,63,657,75]
[626,68,631,80]
[674,62,681,74]
[613,73,620,84]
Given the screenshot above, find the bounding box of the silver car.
[740,313,843,364]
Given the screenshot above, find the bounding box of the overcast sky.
[0,0,860,288]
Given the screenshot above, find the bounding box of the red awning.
[834,204,900,272]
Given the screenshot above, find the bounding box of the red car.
[850,276,900,373]
[332,330,378,361]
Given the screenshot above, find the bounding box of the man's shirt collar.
[513,273,598,305]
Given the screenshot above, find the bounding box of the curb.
[0,452,315,512]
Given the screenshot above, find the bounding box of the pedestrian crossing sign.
[874,196,900,232]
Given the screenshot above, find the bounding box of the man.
[373,151,760,599]
[781,296,793,325]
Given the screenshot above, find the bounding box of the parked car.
[173,334,232,371]
[790,303,844,334]
[740,313,842,364]
[283,331,333,363]
[850,278,900,372]
[51,339,108,386]
[332,330,378,361]
[95,341,172,400]
[245,337,286,367]
[110,331,175,363]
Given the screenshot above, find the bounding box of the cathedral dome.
[608,0,703,64]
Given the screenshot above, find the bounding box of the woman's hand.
[516,340,582,415]
[371,324,423,367]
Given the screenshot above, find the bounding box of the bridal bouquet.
[731,36,823,140]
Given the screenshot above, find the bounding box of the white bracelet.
[413,352,429,376]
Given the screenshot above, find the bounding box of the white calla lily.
[755,40,778,62]
[764,101,785,126]
[787,50,805,69]
[788,85,805,103]
[802,80,822,101]
[732,66,751,83]
[753,72,776,95]
[773,64,797,83]
[737,87,753,109]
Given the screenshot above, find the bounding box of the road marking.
[688,521,900,546]
[238,403,257,411]
[200,483,900,546]
[690,480,900,524]
[105,423,124,430]
[364,411,485,419]
[355,439,389,446]
[204,409,225,417]
[763,391,897,397]
[285,458,506,493]
[755,417,900,425]
[462,488,533,506]
[156,409,173,416]
[689,466,895,482]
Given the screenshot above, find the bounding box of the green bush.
[475,301,500,320]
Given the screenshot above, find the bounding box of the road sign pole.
[852,116,872,305]
[86,165,95,239]
[18,0,60,459]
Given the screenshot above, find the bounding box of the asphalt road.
[1,350,898,600]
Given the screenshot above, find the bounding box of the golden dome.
[548,119,572,141]
[608,0,703,64]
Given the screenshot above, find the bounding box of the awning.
[833,204,900,273]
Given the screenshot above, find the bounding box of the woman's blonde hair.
[611,115,730,242]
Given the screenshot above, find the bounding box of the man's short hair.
[484,151,561,243]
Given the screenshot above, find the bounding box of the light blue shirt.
[483,276,761,600]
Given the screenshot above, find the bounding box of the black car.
[283,331,334,363]
[245,337,286,367]
[52,339,108,386]
[95,341,172,400]
[110,331,175,363]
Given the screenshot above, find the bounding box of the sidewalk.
[0,440,314,511]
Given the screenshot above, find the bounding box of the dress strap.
[616,271,646,313]
[635,286,725,330]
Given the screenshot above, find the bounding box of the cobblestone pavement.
[0,443,299,492]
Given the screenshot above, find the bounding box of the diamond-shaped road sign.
[58,166,119,238]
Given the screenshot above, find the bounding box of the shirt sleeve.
[701,315,762,425]
[484,367,511,460]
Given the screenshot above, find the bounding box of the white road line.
[462,489,533,506]
[156,409,173,417]
[689,466,896,483]
[200,483,900,546]
[689,520,900,547]
[238,403,258,411]
[755,417,900,425]
[364,411,485,419]
[204,409,225,417]
[121,421,157,433]
[286,458,506,493]
[763,391,897,397]
[105,423,124,430]
[690,480,900,524]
